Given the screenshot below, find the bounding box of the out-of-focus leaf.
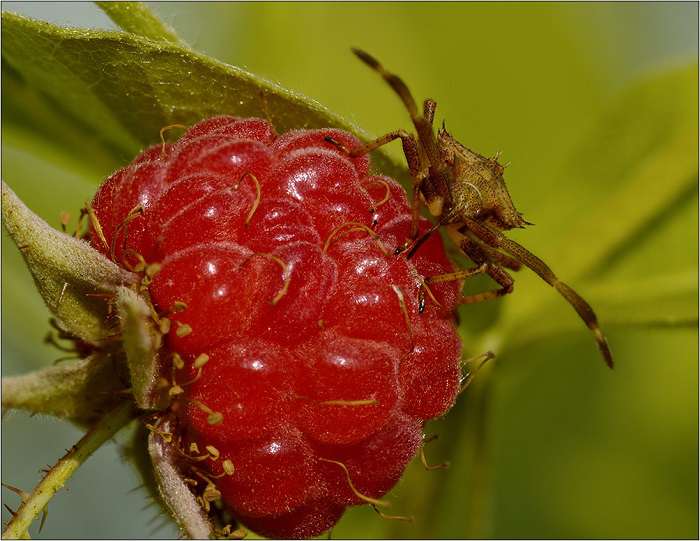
[502,65,698,334]
[485,328,698,539]
[194,2,607,179]
[505,270,698,357]
[2,182,138,345]
[1,353,127,424]
[502,64,698,265]
[1,12,404,181]
[561,131,696,281]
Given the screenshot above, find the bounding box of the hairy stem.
[96,2,184,45]
[463,376,493,538]
[2,401,137,539]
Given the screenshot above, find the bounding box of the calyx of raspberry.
[1,182,138,345]
[1,183,142,424]
[88,116,464,538]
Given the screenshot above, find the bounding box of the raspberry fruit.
[91,116,462,538]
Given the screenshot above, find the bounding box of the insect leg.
[460,351,496,394]
[451,227,523,272]
[424,233,513,304]
[414,236,510,312]
[330,130,422,178]
[461,216,613,368]
[398,222,440,257]
[423,99,437,126]
[459,264,514,304]
[326,130,427,244]
[355,132,430,243]
[454,239,515,303]
[424,263,489,285]
[352,48,420,120]
[479,245,522,271]
[419,238,512,305]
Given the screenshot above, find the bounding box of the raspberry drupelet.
[90,116,463,539]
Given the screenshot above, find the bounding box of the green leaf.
[559,131,696,282]
[2,64,122,175]
[1,353,128,424]
[0,11,404,182]
[96,2,183,45]
[116,286,167,411]
[2,181,138,345]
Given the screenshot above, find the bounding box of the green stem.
[96,2,183,45]
[463,377,493,538]
[2,401,137,539]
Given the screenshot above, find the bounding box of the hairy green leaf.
[1,11,404,181]
[2,181,138,345]
[2,64,122,174]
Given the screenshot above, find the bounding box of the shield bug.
[327,48,612,368]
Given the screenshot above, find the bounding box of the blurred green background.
[2,2,697,539]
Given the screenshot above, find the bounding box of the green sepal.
[116,286,168,410]
[1,353,129,424]
[148,417,215,539]
[2,181,138,345]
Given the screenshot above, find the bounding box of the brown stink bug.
[327,48,612,368]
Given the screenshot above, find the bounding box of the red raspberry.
[90,116,462,538]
